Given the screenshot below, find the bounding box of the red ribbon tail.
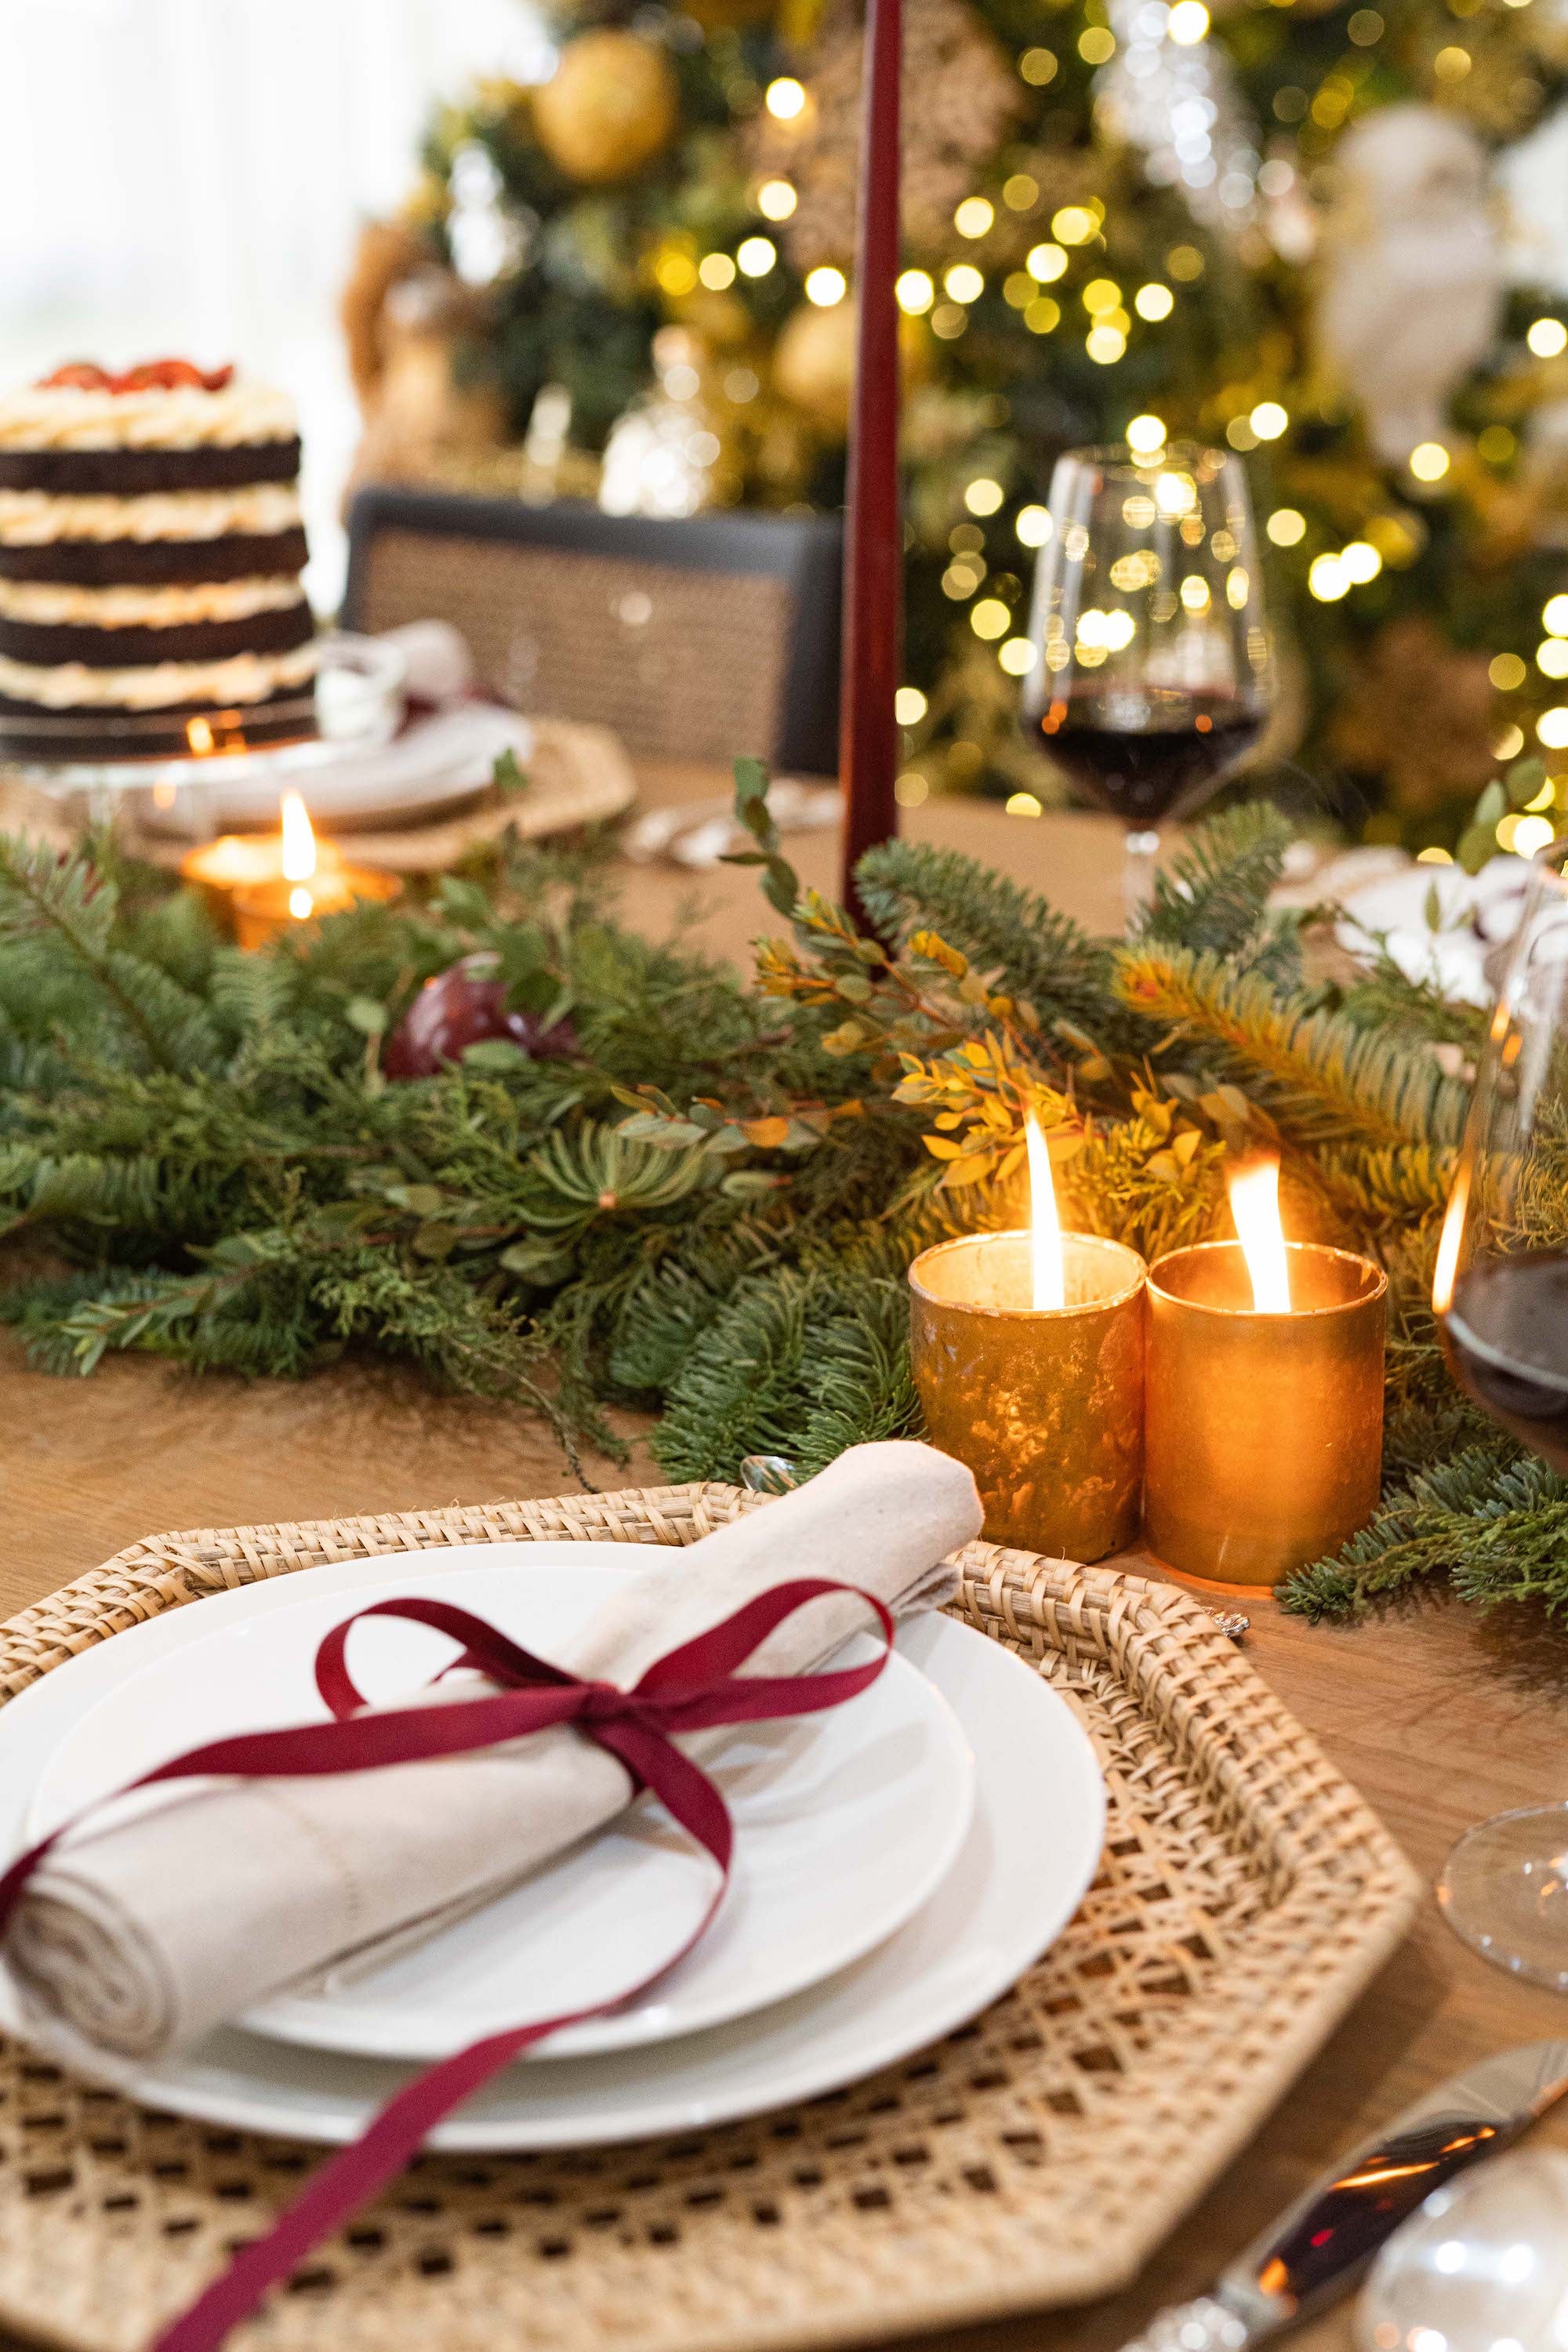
[151,2020,559,2352]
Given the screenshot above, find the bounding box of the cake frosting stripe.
[0,483,303,545]
[0,575,307,626]
[0,380,297,451]
[0,363,317,720]
[0,644,318,713]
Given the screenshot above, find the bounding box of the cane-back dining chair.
[342,487,843,775]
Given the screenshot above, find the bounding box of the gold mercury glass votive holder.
[1144,1240,1387,1588]
[908,1229,1146,1563]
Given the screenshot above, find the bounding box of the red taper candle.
[838,0,903,916]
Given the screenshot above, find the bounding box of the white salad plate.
[27,1559,977,2063]
[0,1540,1106,2151]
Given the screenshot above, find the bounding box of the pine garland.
[1,777,1564,1624]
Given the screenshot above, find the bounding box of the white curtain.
[0,0,550,602]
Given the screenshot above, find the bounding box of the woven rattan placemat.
[0,1484,1419,2352]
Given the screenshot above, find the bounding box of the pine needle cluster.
[0,776,1559,1623]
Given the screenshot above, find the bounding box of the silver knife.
[1117,2040,1568,2350]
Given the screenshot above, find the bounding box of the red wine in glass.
[1021,440,1274,922]
[1038,688,1269,829]
[1440,1252,1568,1474]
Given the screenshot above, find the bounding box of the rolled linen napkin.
[6,1441,981,2063]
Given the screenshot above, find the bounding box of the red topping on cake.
[36,364,114,391]
[34,360,237,394]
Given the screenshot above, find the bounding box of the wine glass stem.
[1123,827,1160,929]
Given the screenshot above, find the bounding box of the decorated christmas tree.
[344,0,1568,847]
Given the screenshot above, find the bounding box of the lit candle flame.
[1432,1160,1471,1316]
[280,791,317,885]
[1025,1112,1065,1311]
[1229,1156,1291,1312]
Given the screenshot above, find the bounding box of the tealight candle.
[231,861,401,949]
[201,792,400,949]
[1144,1160,1387,1587]
[177,830,328,927]
[909,1120,1146,1561]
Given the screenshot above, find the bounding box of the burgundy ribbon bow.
[0,1577,895,2351]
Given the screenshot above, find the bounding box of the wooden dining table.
[1,761,1565,2352]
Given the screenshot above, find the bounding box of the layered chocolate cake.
[0,360,318,747]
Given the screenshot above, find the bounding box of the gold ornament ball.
[772,300,927,433]
[773,299,858,430]
[533,31,681,186]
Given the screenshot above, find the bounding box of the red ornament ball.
[383,954,577,1078]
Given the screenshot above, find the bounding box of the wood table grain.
[1,768,1564,2352]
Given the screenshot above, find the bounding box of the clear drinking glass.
[1019,438,1275,924]
[1432,835,1568,1989]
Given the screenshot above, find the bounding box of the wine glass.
[1020,438,1275,924]
[1432,833,1568,1988]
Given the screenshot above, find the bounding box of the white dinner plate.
[0,1540,1105,2151]
[28,1562,976,2063]
[134,704,533,836]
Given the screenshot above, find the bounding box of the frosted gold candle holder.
[1144,1240,1386,1588]
[909,1229,1146,1563]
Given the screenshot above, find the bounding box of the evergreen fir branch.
[1450,1456,1568,1614]
[1279,1443,1530,1620]
[0,836,220,1074]
[1336,956,1488,1054]
[0,1142,232,1239]
[1138,802,1299,978]
[789,1279,920,1472]
[0,1269,194,1374]
[650,1265,924,1484]
[24,1263,266,1376]
[206,947,298,1043]
[853,839,1114,1032]
[652,1268,822,1483]
[1381,1392,1498,1483]
[1114,945,1471,1149]
[1305,1141,1457,1229]
[606,1219,785,1397]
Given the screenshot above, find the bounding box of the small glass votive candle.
[909,1229,1146,1562]
[1144,1240,1386,1587]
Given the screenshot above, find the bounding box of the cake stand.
[0,634,406,829]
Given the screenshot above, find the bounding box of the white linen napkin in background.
[5,1441,982,2064]
[380,618,475,706]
